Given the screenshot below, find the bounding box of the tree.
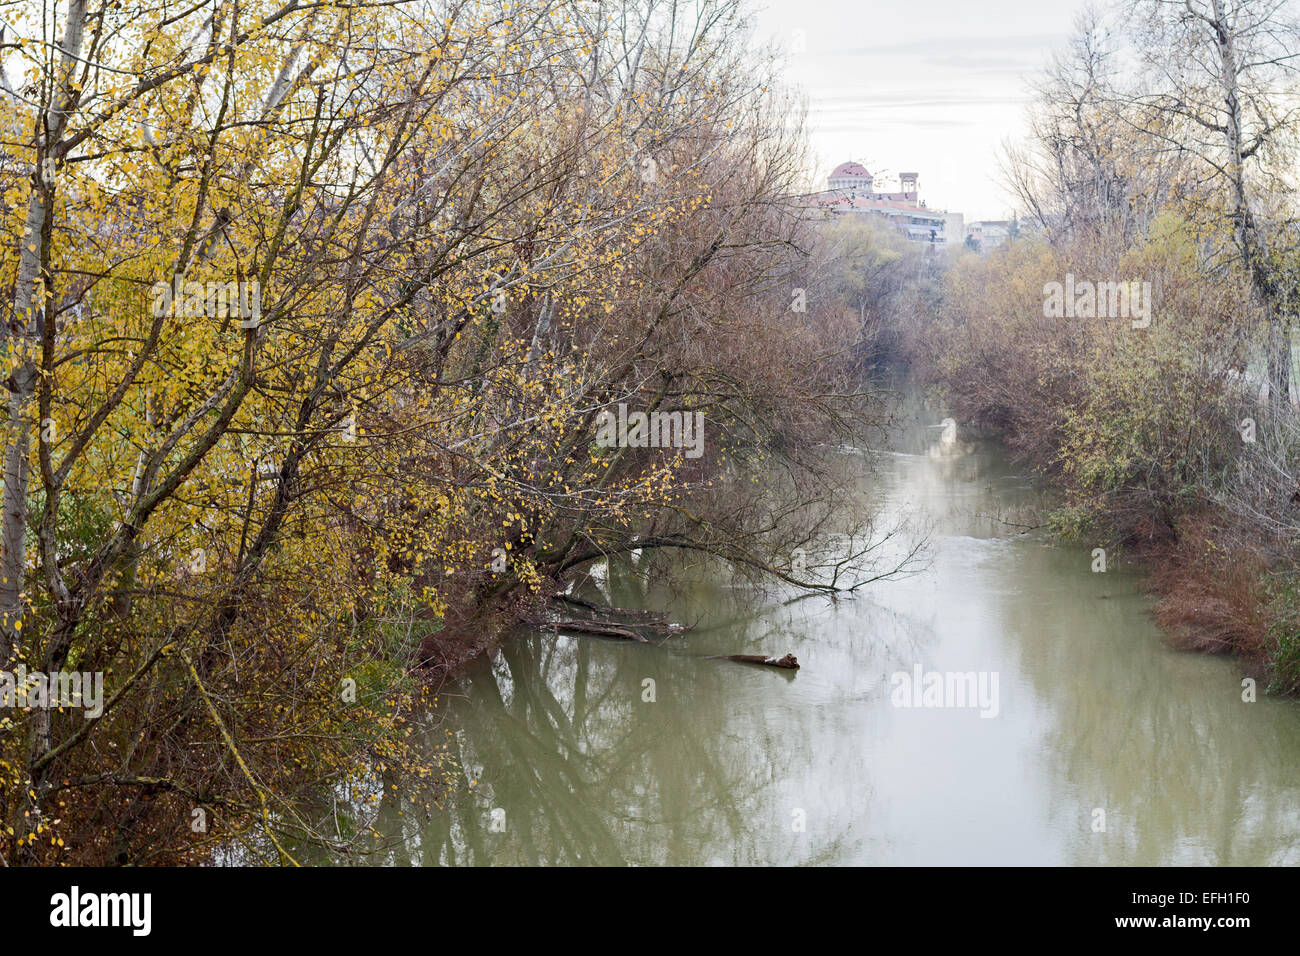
[1128,0,1300,415]
[0,0,909,864]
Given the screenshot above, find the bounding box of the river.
[369,386,1300,865]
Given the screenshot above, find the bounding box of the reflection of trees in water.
[357,540,877,864]
[401,630,814,865]
[991,542,1300,865]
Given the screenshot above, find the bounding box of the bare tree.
[1127,0,1300,415]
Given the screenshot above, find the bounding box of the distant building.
[813,161,962,247]
[964,218,1017,252]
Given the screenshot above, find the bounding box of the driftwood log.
[553,593,667,622]
[714,653,800,670]
[537,595,799,672]
[534,619,649,642]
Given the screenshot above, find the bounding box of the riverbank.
[1141,516,1299,693]
[902,215,1300,699]
[908,351,1299,696]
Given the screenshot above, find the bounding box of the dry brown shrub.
[1147,514,1270,668]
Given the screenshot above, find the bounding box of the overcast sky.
[751,0,1091,220]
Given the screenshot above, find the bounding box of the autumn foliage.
[0,0,879,864]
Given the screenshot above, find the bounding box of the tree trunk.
[1210,0,1290,414]
[1,0,89,663]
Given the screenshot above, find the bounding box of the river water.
[376,387,1300,865]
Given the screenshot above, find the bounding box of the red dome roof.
[830,161,871,178]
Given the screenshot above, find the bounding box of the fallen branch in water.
[529,606,798,671]
[530,618,650,642]
[973,513,1048,534]
[552,592,670,622]
[712,653,800,670]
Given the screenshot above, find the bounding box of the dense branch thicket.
[0,0,900,864]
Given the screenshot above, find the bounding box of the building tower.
[828,161,873,197]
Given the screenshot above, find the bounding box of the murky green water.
[376,388,1300,865]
